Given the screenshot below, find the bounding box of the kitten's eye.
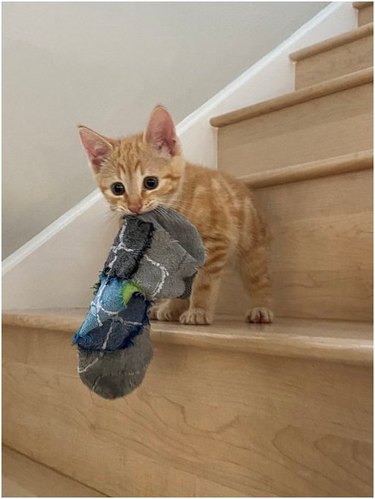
[111,182,125,196]
[143,176,159,190]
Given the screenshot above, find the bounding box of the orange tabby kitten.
[79,106,273,325]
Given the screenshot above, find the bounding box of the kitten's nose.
[128,201,142,214]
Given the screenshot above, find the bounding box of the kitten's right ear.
[78,126,113,172]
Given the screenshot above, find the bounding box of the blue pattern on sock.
[73,274,127,343]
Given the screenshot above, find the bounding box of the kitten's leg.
[239,212,274,323]
[150,299,189,322]
[180,239,230,325]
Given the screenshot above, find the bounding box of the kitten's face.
[95,134,185,216]
[79,106,185,215]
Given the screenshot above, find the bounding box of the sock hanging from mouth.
[73,206,205,399]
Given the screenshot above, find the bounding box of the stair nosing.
[353,2,373,10]
[3,311,373,366]
[210,67,373,128]
[152,326,373,366]
[239,150,373,189]
[2,445,108,498]
[289,22,373,62]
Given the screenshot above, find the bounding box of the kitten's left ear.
[144,106,181,156]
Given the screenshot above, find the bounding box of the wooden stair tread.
[3,308,373,365]
[353,1,373,10]
[210,67,373,127]
[290,22,373,61]
[2,446,105,497]
[239,149,373,188]
[292,22,373,89]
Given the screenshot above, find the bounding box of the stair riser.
[217,168,373,321]
[218,83,372,176]
[295,34,373,89]
[3,324,373,497]
[359,5,373,26]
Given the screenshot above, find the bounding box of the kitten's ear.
[78,126,113,172]
[144,106,181,156]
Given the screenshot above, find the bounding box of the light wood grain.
[217,169,373,321]
[293,28,373,89]
[239,149,373,188]
[2,322,373,497]
[2,311,373,365]
[217,80,372,175]
[210,67,372,128]
[2,446,105,497]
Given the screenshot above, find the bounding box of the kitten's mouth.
[137,205,158,215]
[118,205,157,216]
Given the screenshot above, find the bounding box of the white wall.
[4,2,359,311]
[2,2,328,258]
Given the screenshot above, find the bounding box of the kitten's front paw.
[152,300,187,322]
[246,307,274,324]
[179,308,213,325]
[148,305,160,320]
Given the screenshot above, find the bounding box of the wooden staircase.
[3,4,373,497]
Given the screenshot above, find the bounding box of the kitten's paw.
[179,308,213,325]
[152,300,187,322]
[148,305,160,320]
[246,307,274,324]
[156,308,180,322]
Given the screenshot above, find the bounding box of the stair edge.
[2,445,107,497]
[152,327,373,366]
[290,22,373,61]
[239,150,373,189]
[210,67,373,128]
[353,2,373,10]
[3,311,373,366]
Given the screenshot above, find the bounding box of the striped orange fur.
[79,106,273,325]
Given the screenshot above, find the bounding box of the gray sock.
[74,206,205,399]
